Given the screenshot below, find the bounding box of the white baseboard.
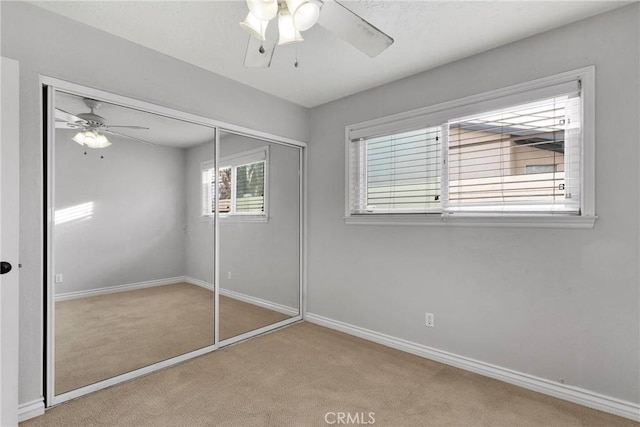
[55,276,298,319]
[219,288,298,317]
[183,276,214,291]
[305,313,640,422]
[18,398,45,422]
[183,276,298,317]
[54,277,186,301]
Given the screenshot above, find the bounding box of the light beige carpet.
[55,283,290,394]
[32,323,636,426]
[219,292,291,341]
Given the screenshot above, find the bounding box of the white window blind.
[202,161,215,216]
[202,147,268,217]
[234,161,265,213]
[218,166,232,213]
[446,91,581,215]
[350,127,442,214]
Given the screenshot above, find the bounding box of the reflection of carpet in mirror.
[55,282,290,395]
[218,294,290,341]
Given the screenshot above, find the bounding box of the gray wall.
[54,129,186,295]
[184,141,215,284]
[0,1,307,405]
[185,134,300,311]
[307,4,639,404]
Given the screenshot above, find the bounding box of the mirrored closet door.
[52,90,216,396]
[217,132,301,342]
[46,79,305,407]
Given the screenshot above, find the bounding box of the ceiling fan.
[240,0,394,68]
[55,98,152,148]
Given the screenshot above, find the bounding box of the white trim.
[44,83,56,407]
[301,146,308,318]
[344,214,597,229]
[214,129,221,349]
[183,276,215,291]
[54,277,186,301]
[220,146,268,167]
[218,214,270,223]
[52,344,217,406]
[219,288,299,317]
[39,76,307,149]
[183,277,298,317]
[219,316,301,347]
[580,66,596,219]
[305,313,640,422]
[18,398,45,423]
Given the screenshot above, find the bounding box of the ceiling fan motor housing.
[76,112,106,127]
[77,98,106,127]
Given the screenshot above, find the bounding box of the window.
[202,147,268,219]
[346,68,595,227]
[351,127,442,214]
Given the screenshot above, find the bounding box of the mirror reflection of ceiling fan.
[55,98,153,149]
[240,0,394,68]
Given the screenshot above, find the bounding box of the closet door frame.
[42,76,307,407]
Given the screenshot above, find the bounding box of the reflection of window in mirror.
[201,146,269,221]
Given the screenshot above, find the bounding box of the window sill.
[202,215,269,223]
[343,214,597,229]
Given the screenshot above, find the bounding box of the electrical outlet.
[55,274,63,283]
[227,271,232,280]
[425,312,435,327]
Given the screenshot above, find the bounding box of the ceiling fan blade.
[244,37,275,68]
[55,108,87,125]
[317,0,394,57]
[55,122,81,129]
[243,22,278,68]
[105,125,150,130]
[103,129,156,146]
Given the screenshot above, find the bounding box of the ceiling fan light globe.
[277,10,304,45]
[246,0,278,21]
[83,131,97,148]
[240,12,268,40]
[287,0,320,31]
[72,132,85,145]
[94,133,111,149]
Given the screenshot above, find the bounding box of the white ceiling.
[56,91,215,148]
[34,1,629,108]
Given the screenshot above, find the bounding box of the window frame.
[202,146,269,223]
[344,67,596,228]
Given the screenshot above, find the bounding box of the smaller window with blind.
[346,68,595,227]
[350,127,442,214]
[202,146,268,219]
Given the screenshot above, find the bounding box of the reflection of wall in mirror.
[54,129,187,295]
[185,141,216,285]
